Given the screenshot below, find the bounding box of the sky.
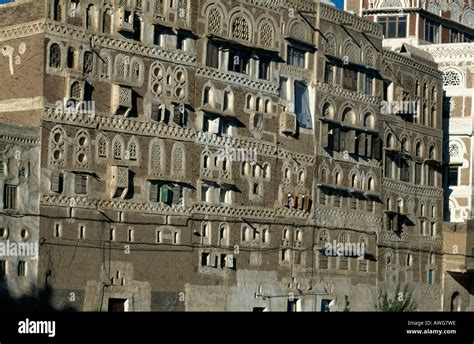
[0,0,14,3]
[334,0,345,9]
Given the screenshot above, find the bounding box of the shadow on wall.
[0,274,76,312]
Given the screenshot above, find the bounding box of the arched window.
[53,0,62,21]
[219,224,228,245]
[243,226,251,241]
[150,140,164,176]
[86,5,97,31]
[49,44,61,69]
[241,161,250,176]
[351,174,357,188]
[298,170,305,183]
[450,292,461,312]
[231,14,251,42]
[386,133,394,149]
[97,136,108,158]
[335,171,342,185]
[431,106,437,128]
[321,168,327,183]
[246,94,252,109]
[283,228,290,240]
[67,47,78,69]
[202,153,210,170]
[103,9,113,34]
[367,177,374,191]
[127,138,138,161]
[263,163,270,179]
[223,90,233,112]
[284,167,291,181]
[262,228,269,243]
[431,85,437,101]
[429,146,436,160]
[113,137,124,160]
[70,82,82,101]
[265,99,271,113]
[172,144,186,178]
[416,142,423,158]
[100,54,111,79]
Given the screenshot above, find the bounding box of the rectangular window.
[367,201,374,212]
[287,46,305,68]
[450,29,459,43]
[400,158,410,182]
[333,194,341,207]
[17,261,26,277]
[343,67,358,92]
[424,20,440,43]
[427,166,435,186]
[151,104,164,122]
[258,57,271,81]
[449,165,459,186]
[3,185,17,210]
[294,81,312,129]
[201,185,212,203]
[79,225,86,239]
[54,223,61,238]
[176,34,185,50]
[228,49,250,74]
[51,172,64,194]
[350,197,357,210]
[385,156,393,178]
[319,191,327,205]
[206,41,219,68]
[74,174,88,195]
[0,260,6,277]
[428,269,434,284]
[365,73,374,96]
[415,162,423,185]
[377,16,407,38]
[150,182,160,202]
[324,62,334,84]
[154,27,162,46]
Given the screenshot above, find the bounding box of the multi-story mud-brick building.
[349,0,474,312]
[0,0,445,311]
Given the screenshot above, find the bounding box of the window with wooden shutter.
[303,194,311,210]
[206,41,219,68]
[161,184,170,204]
[340,130,346,151]
[150,182,159,202]
[172,185,182,205]
[151,104,162,122]
[321,122,329,149]
[366,134,373,158]
[51,172,63,193]
[297,193,303,209]
[75,174,87,195]
[210,253,217,267]
[3,185,17,210]
[173,107,183,126]
[372,136,381,160]
[345,130,356,154]
[333,128,341,152]
[358,133,366,156]
[227,255,235,269]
